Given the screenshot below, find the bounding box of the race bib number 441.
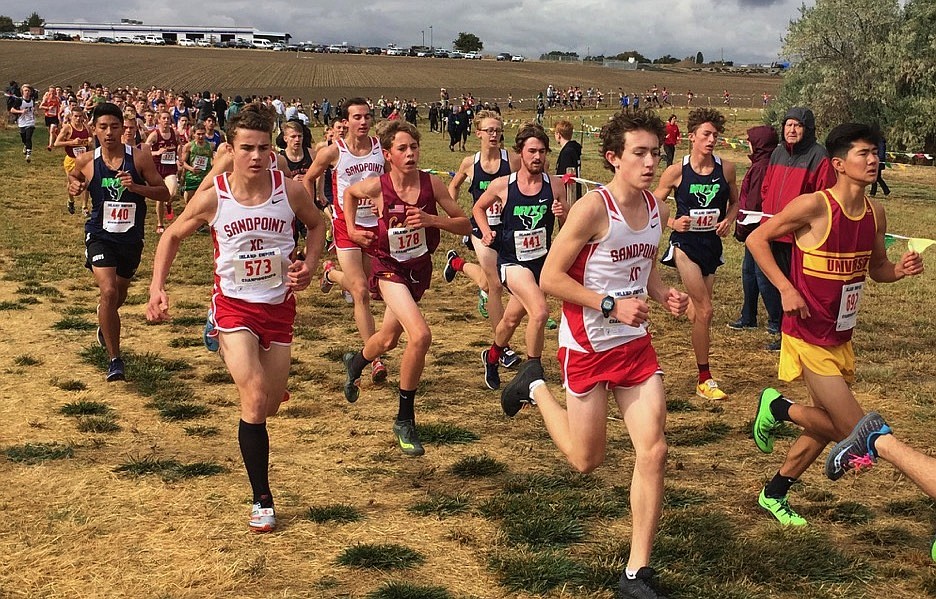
[234,248,283,290]
[514,228,547,261]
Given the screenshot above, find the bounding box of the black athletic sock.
[238,420,271,504]
[349,350,371,378]
[397,388,416,422]
[527,356,542,362]
[764,472,798,499]
[770,396,794,422]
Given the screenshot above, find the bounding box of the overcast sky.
[29,0,804,64]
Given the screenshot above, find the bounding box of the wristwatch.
[600,295,615,318]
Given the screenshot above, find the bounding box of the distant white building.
[44,21,289,44]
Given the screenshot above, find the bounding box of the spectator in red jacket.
[730,125,780,334]
[663,114,680,167]
[759,107,837,350]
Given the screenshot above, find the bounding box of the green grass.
[113,456,225,481]
[183,425,220,437]
[416,422,480,445]
[488,548,585,594]
[76,415,121,433]
[53,379,88,391]
[449,454,507,478]
[168,336,203,348]
[501,511,586,546]
[307,504,364,524]
[13,354,41,366]
[667,420,733,446]
[52,317,97,331]
[171,315,206,327]
[6,442,73,464]
[366,582,452,599]
[0,300,26,310]
[408,493,471,517]
[336,543,425,570]
[15,281,63,297]
[202,370,234,384]
[60,400,110,416]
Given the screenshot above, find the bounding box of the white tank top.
[332,136,384,227]
[210,170,296,304]
[559,188,660,353]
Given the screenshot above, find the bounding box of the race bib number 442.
[689,208,719,232]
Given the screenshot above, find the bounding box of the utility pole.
[421,30,425,47]
[429,25,433,50]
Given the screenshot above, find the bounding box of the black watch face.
[602,297,614,314]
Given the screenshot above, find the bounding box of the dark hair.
[92,102,124,124]
[513,122,550,154]
[227,102,275,141]
[340,97,371,120]
[825,123,882,160]
[599,111,665,172]
[378,120,420,149]
[687,107,726,133]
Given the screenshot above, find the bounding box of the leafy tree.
[696,51,704,64]
[888,0,936,153]
[17,11,43,31]
[653,54,680,64]
[0,15,15,32]
[614,50,648,63]
[453,32,482,52]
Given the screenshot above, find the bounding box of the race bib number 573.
[234,248,283,290]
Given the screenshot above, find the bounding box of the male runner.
[747,123,924,526]
[500,112,687,599]
[146,103,325,532]
[654,108,738,400]
[473,123,568,390]
[66,103,169,381]
[203,114,225,151]
[39,85,61,152]
[178,122,213,206]
[54,108,93,215]
[302,98,388,382]
[341,120,471,456]
[447,110,521,365]
[145,110,180,233]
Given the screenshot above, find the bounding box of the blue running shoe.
[204,310,219,352]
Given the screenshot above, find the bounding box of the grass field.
[1,48,935,599]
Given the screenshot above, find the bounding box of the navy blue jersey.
[85,145,147,245]
[468,149,511,203]
[672,154,729,238]
[498,172,555,266]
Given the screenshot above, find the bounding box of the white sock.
[528,379,544,400]
[625,568,639,580]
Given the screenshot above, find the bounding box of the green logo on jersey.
[689,183,721,207]
[479,180,491,190]
[514,204,548,229]
[101,177,126,202]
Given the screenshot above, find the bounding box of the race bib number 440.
[234,248,283,290]
[388,227,428,262]
[103,201,136,233]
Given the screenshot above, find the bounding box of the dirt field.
[0,48,935,599]
[2,40,779,107]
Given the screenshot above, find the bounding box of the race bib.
[160,150,177,165]
[356,198,378,226]
[233,247,283,290]
[388,226,428,262]
[103,201,137,233]
[607,287,647,326]
[514,228,547,261]
[486,201,502,226]
[689,208,720,232]
[836,281,863,332]
[73,146,86,156]
[192,155,208,170]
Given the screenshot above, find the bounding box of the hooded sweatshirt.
[734,125,779,242]
[760,107,837,242]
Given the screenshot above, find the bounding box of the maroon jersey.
[373,171,439,268]
[786,190,878,346]
[150,127,179,177]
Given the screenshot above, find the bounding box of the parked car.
[511,54,525,62]
[364,46,381,55]
[114,34,134,43]
[272,43,287,51]
[496,52,512,61]
[463,52,482,60]
[448,50,465,59]
[144,35,165,45]
[196,38,212,47]
[52,33,71,41]
[233,39,252,48]
[298,43,316,52]
[98,36,117,44]
[433,48,449,58]
[327,44,348,53]
[130,35,146,44]
[252,39,274,49]
[79,35,96,43]
[386,47,407,56]
[178,38,196,47]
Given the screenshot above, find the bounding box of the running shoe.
[67,199,75,215]
[766,323,781,335]
[249,502,276,533]
[342,290,354,304]
[499,346,521,369]
[106,357,126,382]
[25,151,31,164]
[766,338,781,352]
[930,534,935,563]
[752,388,782,454]
[155,226,165,234]
[481,349,500,390]
[825,411,891,481]
[500,359,543,417]
[727,318,757,331]
[392,419,425,457]
[203,310,219,352]
[166,203,174,220]
[341,352,361,403]
[320,260,335,294]
[97,325,106,349]
[371,358,388,384]
[696,378,728,400]
[477,289,489,319]
[758,488,807,526]
[546,317,558,330]
[618,566,669,599]
[443,249,459,283]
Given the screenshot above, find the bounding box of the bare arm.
[653,164,690,232]
[550,178,570,224]
[344,177,382,248]
[131,149,170,202]
[472,175,508,246]
[407,175,470,235]
[302,143,338,202]
[447,155,473,202]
